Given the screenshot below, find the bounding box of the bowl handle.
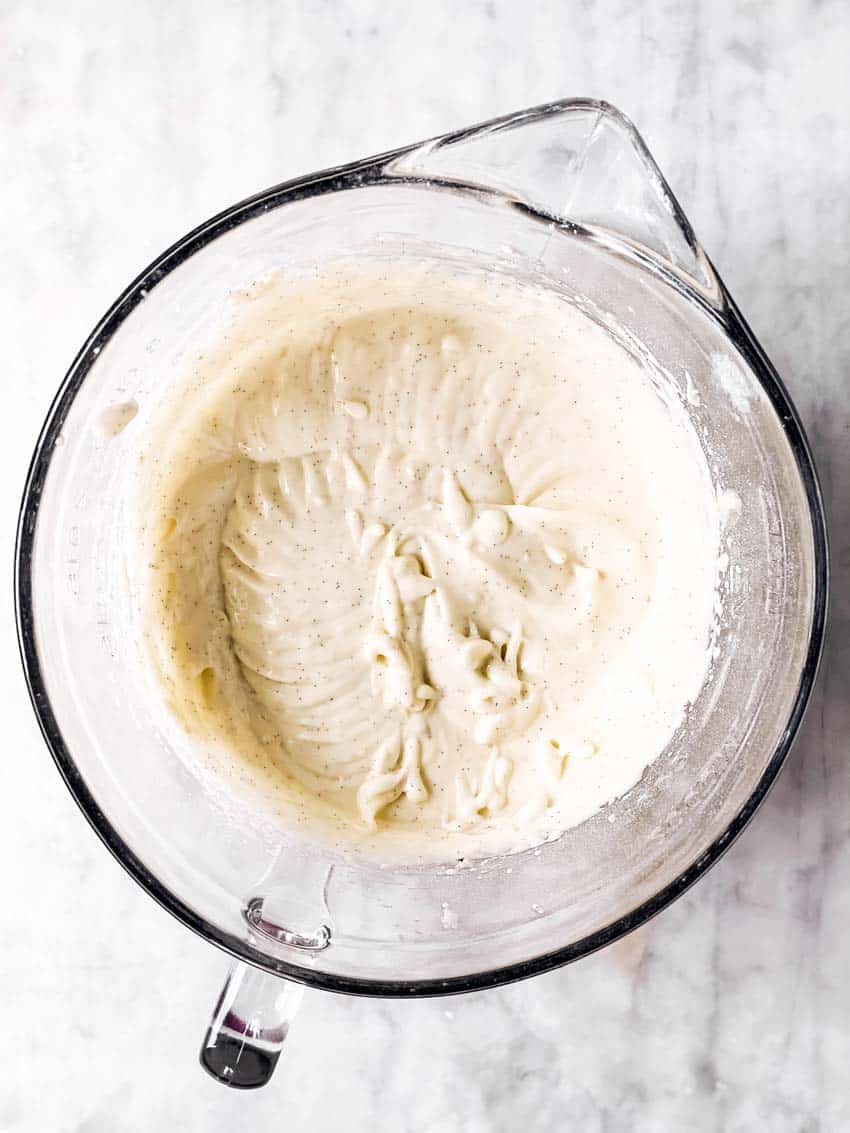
[200,961,303,1089]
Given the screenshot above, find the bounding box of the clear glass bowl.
[16,99,827,1088]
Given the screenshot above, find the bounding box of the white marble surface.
[1,1,848,1129]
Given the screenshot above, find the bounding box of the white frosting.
[135,263,718,860]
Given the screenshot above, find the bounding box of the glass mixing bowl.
[16,99,827,1089]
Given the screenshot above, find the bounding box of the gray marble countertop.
[1,2,847,1130]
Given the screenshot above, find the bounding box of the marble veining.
[1,1,848,1129]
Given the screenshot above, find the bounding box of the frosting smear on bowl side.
[135,263,718,860]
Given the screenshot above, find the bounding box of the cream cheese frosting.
[135,262,718,860]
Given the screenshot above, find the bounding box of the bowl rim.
[15,99,829,997]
